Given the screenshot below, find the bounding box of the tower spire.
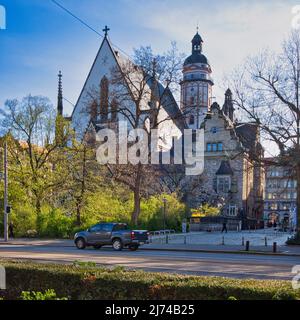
[223,88,234,121]
[192,30,203,54]
[57,70,63,116]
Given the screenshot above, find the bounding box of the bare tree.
[229,31,300,232]
[84,44,186,225]
[0,96,71,221]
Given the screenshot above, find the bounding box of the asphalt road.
[0,244,299,280]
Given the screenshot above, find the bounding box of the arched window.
[90,99,98,121]
[100,76,109,120]
[189,115,195,125]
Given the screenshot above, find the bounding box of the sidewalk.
[1,238,300,256]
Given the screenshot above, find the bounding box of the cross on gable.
[103,25,110,36]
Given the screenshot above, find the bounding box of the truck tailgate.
[132,230,148,241]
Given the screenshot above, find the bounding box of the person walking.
[8,222,14,238]
[221,220,228,233]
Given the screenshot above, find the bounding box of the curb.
[1,241,300,257]
[141,246,300,257]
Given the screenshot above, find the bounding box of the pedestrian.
[8,222,14,238]
[221,220,227,233]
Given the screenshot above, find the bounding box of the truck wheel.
[112,239,123,251]
[75,238,86,250]
[128,245,139,251]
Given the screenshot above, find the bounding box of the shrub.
[0,260,299,300]
[21,289,68,300]
[139,193,186,231]
[37,206,74,238]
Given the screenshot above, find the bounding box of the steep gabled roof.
[71,36,184,133]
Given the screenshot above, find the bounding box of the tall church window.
[100,76,109,120]
[90,99,98,121]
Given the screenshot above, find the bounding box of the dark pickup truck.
[74,223,149,251]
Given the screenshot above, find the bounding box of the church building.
[61,27,264,229]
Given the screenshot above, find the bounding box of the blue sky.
[0,0,298,122]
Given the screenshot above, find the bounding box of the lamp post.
[162,198,167,231]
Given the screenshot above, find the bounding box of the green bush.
[37,206,74,238]
[0,260,299,300]
[138,193,186,231]
[21,289,68,300]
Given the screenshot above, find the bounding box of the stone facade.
[187,102,264,229]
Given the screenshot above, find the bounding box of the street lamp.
[162,198,167,231]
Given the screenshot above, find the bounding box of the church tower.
[180,30,214,129]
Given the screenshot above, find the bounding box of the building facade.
[264,158,297,229]
[65,28,265,229]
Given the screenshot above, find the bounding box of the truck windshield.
[113,224,128,231]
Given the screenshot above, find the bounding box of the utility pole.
[3,139,8,242]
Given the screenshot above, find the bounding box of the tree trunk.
[35,197,42,233]
[131,164,142,226]
[76,201,82,226]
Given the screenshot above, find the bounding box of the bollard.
[245,240,250,251]
[242,237,245,246]
[265,237,267,247]
[273,242,277,253]
[166,235,168,244]
[184,235,186,245]
[222,236,225,245]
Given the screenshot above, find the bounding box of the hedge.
[0,260,299,300]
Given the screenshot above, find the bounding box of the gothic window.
[90,99,98,121]
[189,115,195,125]
[217,176,231,193]
[100,76,109,120]
[190,96,195,105]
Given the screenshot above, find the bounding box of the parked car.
[74,222,149,251]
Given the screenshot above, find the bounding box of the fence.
[149,229,291,246]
